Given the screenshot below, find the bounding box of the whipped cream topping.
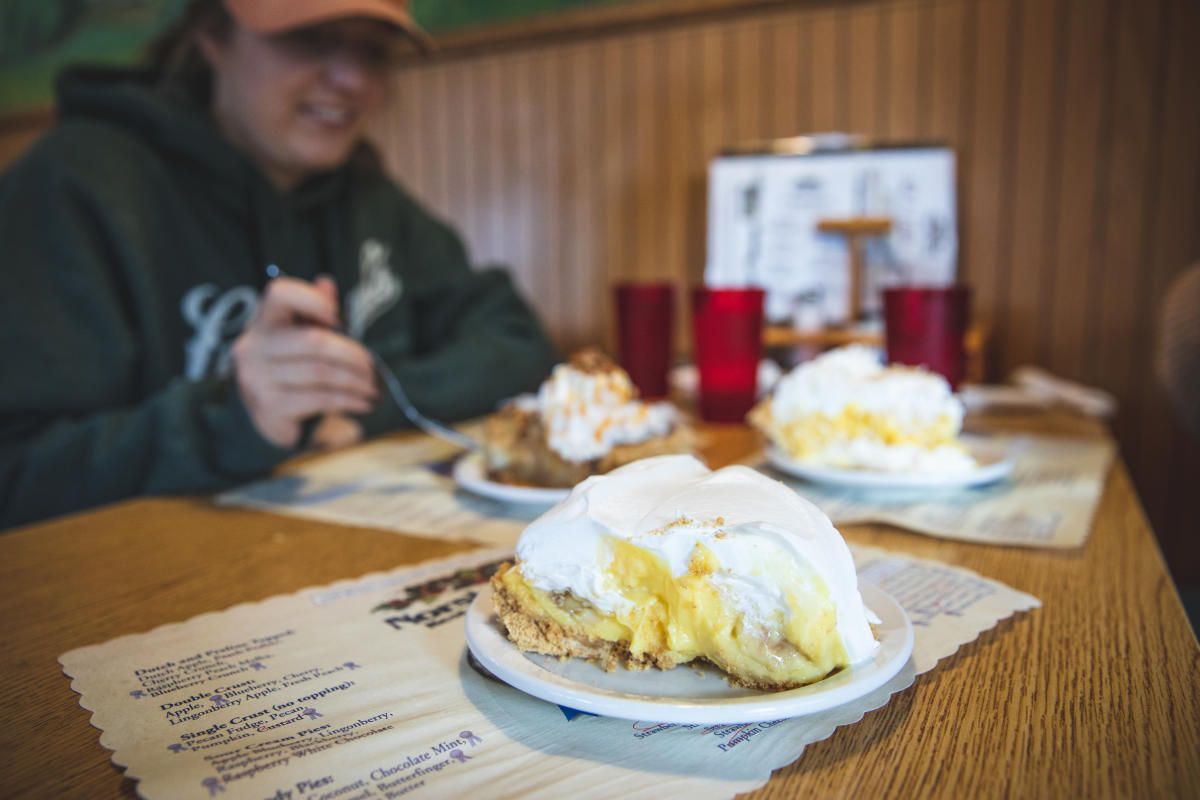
[769,345,965,429]
[537,362,677,463]
[514,455,880,665]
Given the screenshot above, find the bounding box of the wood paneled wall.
[375,0,1200,579]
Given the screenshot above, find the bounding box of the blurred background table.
[1,416,1196,798]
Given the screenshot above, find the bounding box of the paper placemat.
[753,434,1114,548]
[219,432,1112,551]
[61,547,1038,800]
[217,434,533,548]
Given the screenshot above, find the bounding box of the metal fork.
[368,350,480,451]
[266,265,479,451]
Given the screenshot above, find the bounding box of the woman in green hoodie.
[0,0,559,528]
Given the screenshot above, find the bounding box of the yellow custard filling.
[753,404,963,461]
[497,536,850,689]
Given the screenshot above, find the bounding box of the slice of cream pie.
[483,349,694,488]
[490,455,878,691]
[749,345,976,473]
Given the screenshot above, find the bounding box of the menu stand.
[815,215,894,323]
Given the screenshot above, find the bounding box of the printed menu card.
[62,546,1038,799]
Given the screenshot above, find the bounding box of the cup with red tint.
[883,285,971,388]
[614,282,675,399]
[690,287,765,422]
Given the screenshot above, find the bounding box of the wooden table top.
[1,415,1197,798]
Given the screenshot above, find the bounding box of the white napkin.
[959,367,1116,418]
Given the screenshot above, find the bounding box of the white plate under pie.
[453,452,570,505]
[764,436,1016,490]
[464,582,913,724]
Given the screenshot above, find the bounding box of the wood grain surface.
[0,419,1196,799]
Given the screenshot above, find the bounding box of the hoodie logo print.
[181,284,257,379]
[345,239,402,340]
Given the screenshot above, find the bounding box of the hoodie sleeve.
[350,187,559,436]
[0,133,292,530]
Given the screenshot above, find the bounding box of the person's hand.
[232,276,377,448]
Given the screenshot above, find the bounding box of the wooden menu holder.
[762,214,988,383]
[763,320,990,385]
[815,216,893,323]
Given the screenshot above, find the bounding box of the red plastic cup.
[883,285,971,388]
[614,282,675,399]
[690,287,765,422]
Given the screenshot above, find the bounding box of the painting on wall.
[0,0,620,117]
[411,0,620,35]
[0,0,786,118]
[0,0,188,118]
[411,0,794,51]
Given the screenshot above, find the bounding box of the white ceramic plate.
[464,582,912,724]
[452,452,570,505]
[764,436,1016,490]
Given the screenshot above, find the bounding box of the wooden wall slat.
[794,14,814,134]
[951,0,977,285]
[389,68,423,198]
[532,48,560,335]
[1002,0,1060,372]
[846,4,881,135]
[425,65,451,217]
[469,57,496,261]
[927,0,965,283]
[497,53,531,296]
[444,61,475,254]
[482,56,506,263]
[874,2,891,137]
[618,38,639,283]
[663,31,692,354]
[885,2,921,140]
[559,43,589,352]
[632,31,664,284]
[653,33,675,285]
[494,53,518,285]
[989,0,1022,378]
[915,1,935,139]
[962,0,1013,367]
[1045,0,1110,381]
[694,19,727,282]
[1090,0,1163,449]
[1032,0,1071,369]
[729,21,764,145]
[460,57,489,261]
[599,37,627,351]
[521,53,544,303]
[765,16,803,140]
[809,10,838,131]
[833,8,850,131]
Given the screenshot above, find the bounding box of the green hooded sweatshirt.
[0,66,558,529]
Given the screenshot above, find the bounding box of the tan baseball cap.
[224,0,432,53]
